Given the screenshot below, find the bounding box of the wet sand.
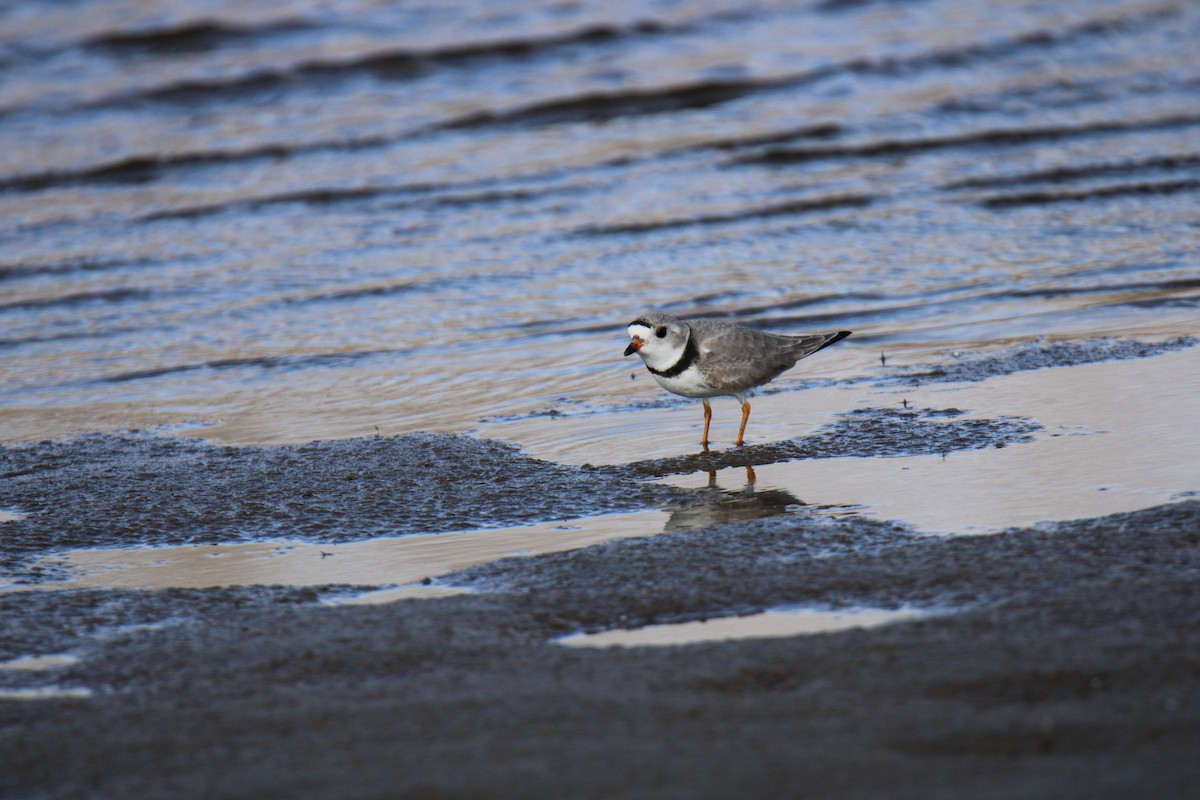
[2,503,1198,798]
[3,341,1199,799]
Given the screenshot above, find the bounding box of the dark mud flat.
[875,335,1198,387]
[0,432,680,581]
[2,499,1199,799]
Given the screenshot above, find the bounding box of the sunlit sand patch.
[3,510,669,596]
[557,606,932,649]
[660,347,1200,535]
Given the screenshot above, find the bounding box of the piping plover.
[624,312,851,448]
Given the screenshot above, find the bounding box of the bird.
[624,312,851,448]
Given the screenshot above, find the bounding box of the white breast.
[651,363,721,399]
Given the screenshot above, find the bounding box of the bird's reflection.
[666,464,803,531]
[707,464,756,487]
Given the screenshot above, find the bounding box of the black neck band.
[648,333,697,379]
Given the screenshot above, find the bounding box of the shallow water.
[2,0,1198,599]
[1,0,1198,447]
[659,347,1200,535]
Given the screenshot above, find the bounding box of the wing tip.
[818,330,852,351]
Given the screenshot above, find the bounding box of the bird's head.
[624,313,690,370]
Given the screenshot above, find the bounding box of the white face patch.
[627,323,653,342]
[627,320,689,373]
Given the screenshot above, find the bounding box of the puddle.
[5,510,669,595]
[483,384,860,467]
[0,653,81,671]
[0,686,92,701]
[557,606,932,649]
[660,348,1200,535]
[323,585,470,606]
[4,350,1194,596]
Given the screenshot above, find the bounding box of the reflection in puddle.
[0,686,93,701]
[663,465,807,531]
[324,584,470,606]
[0,653,88,703]
[6,511,669,595]
[0,653,81,672]
[557,606,932,649]
[664,348,1200,535]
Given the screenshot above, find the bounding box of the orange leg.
[735,400,751,446]
[701,400,713,450]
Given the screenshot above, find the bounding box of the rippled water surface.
[2,0,1197,448]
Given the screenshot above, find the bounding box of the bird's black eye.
[655,326,667,338]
